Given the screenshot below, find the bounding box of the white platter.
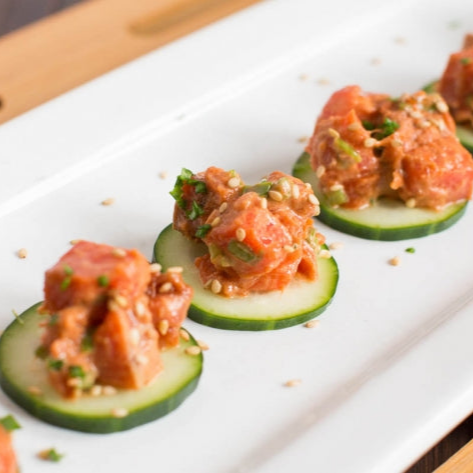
[1,0,473,471]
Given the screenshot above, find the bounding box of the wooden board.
[0,0,262,124]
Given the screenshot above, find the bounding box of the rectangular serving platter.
[1,0,473,471]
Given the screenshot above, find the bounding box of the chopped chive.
[0,415,21,432]
[60,276,72,291]
[228,240,260,263]
[48,359,64,371]
[362,120,375,130]
[195,224,212,239]
[170,168,207,209]
[405,247,416,254]
[461,57,472,65]
[242,181,272,196]
[334,137,362,163]
[11,309,24,325]
[97,275,109,287]
[35,345,49,360]
[80,330,94,352]
[187,200,204,220]
[63,264,74,276]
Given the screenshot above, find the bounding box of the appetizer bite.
[154,167,338,330]
[293,85,473,240]
[0,241,202,433]
[437,33,473,152]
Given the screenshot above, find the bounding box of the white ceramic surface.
[1,0,473,471]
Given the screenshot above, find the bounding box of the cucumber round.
[456,125,473,154]
[153,225,338,331]
[293,152,468,241]
[0,304,202,433]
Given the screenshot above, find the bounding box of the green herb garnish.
[334,136,362,163]
[187,200,204,220]
[227,240,260,264]
[39,448,64,462]
[170,168,207,209]
[372,117,400,140]
[195,224,212,238]
[35,345,49,360]
[405,247,416,254]
[362,120,375,130]
[63,264,74,276]
[80,330,94,352]
[68,365,86,379]
[242,181,272,196]
[11,309,24,325]
[97,274,109,287]
[0,415,21,432]
[461,57,472,65]
[60,276,72,291]
[48,359,64,371]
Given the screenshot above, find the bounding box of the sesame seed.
[316,78,330,86]
[167,266,183,273]
[391,139,404,148]
[28,386,42,396]
[211,279,222,294]
[284,245,295,253]
[364,137,377,148]
[136,354,148,365]
[299,73,309,81]
[111,408,128,418]
[284,379,302,387]
[70,239,80,245]
[269,190,283,202]
[330,184,344,192]
[17,248,28,259]
[436,100,448,113]
[150,263,162,273]
[159,319,169,336]
[102,386,117,396]
[129,328,140,346]
[236,228,246,241]
[304,320,320,328]
[227,177,240,189]
[219,202,228,213]
[313,205,321,216]
[185,346,202,356]
[388,256,401,266]
[409,110,422,119]
[405,198,416,208]
[90,385,102,397]
[328,241,344,250]
[114,294,128,308]
[211,217,221,227]
[180,329,190,341]
[159,282,173,293]
[101,197,115,206]
[292,184,300,199]
[260,197,268,209]
[308,194,319,205]
[107,300,122,313]
[347,122,362,131]
[419,120,431,128]
[316,165,326,178]
[158,171,168,179]
[135,301,146,316]
[298,136,309,143]
[370,57,381,66]
[319,249,332,259]
[112,248,126,258]
[197,340,209,351]
[328,128,340,139]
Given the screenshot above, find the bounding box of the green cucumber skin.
[456,125,473,154]
[293,152,468,241]
[0,304,202,434]
[153,226,338,331]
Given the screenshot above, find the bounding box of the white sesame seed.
[304,320,320,328]
[150,263,162,273]
[219,202,228,213]
[405,198,416,208]
[159,282,173,294]
[158,171,168,179]
[159,319,169,336]
[136,354,148,365]
[111,408,128,418]
[391,139,404,148]
[410,110,422,119]
[236,228,246,241]
[319,249,332,259]
[364,137,377,148]
[101,197,115,206]
[180,329,190,341]
[370,57,381,66]
[269,190,284,202]
[389,256,401,266]
[211,279,222,294]
[436,100,448,113]
[17,248,28,259]
[102,386,117,396]
[308,194,319,205]
[260,197,268,209]
[129,328,140,346]
[70,239,80,245]
[313,205,321,216]
[167,266,183,273]
[291,184,300,199]
[298,136,309,143]
[419,120,431,128]
[328,241,344,250]
[185,346,202,356]
[328,128,340,139]
[90,385,102,397]
[316,165,326,178]
[228,177,240,189]
[299,73,309,81]
[211,217,221,227]
[197,340,209,351]
[284,379,302,387]
[112,248,126,258]
[284,245,295,253]
[347,122,362,131]
[316,78,330,86]
[330,184,344,192]
[114,294,128,308]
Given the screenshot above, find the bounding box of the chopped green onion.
[63,264,74,276]
[461,57,472,65]
[170,168,207,209]
[228,240,260,264]
[405,247,416,254]
[38,448,64,462]
[97,275,109,287]
[362,120,375,130]
[35,345,49,360]
[372,117,400,140]
[195,224,212,238]
[48,359,64,371]
[0,415,21,432]
[68,365,86,379]
[242,181,272,196]
[187,201,204,220]
[11,309,24,325]
[80,330,94,352]
[60,276,72,291]
[325,188,348,207]
[334,137,362,163]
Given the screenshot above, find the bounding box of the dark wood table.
[0,1,472,471]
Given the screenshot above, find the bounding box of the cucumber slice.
[293,152,468,241]
[153,225,338,331]
[456,125,473,154]
[0,304,202,433]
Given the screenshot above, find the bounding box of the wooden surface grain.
[0,1,472,472]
